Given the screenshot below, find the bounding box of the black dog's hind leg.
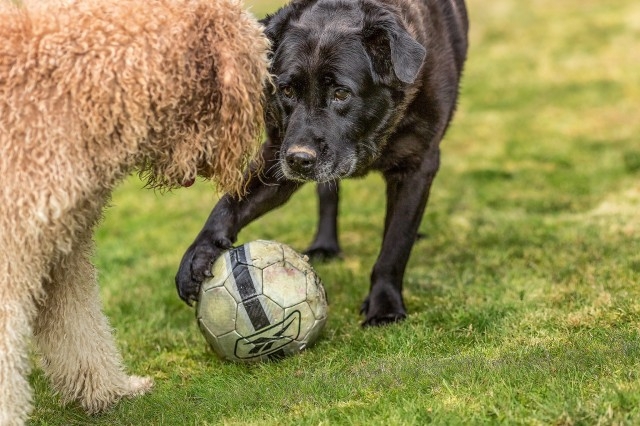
[361,141,441,327]
[304,182,342,261]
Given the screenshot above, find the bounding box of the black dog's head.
[261,0,426,182]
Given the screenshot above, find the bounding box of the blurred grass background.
[30,0,640,424]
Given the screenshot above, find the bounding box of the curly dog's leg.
[0,271,37,425]
[33,235,153,413]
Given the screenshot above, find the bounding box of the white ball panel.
[197,286,237,336]
[262,261,308,308]
[201,252,232,291]
[215,330,244,361]
[284,301,317,343]
[279,243,313,272]
[301,317,327,347]
[197,320,225,355]
[244,239,285,269]
[306,273,328,320]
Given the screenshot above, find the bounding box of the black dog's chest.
[371,130,429,174]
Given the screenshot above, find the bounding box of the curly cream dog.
[0,0,269,422]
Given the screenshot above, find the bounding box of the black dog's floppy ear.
[260,0,315,52]
[363,13,426,84]
[259,10,286,47]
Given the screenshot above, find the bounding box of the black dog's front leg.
[361,145,441,326]
[175,141,302,305]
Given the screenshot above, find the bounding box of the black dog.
[176,0,468,326]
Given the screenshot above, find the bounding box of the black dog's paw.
[175,238,231,306]
[362,312,407,327]
[360,286,407,327]
[303,245,342,262]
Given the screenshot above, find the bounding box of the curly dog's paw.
[79,375,153,414]
[125,376,154,398]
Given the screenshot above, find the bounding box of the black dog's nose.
[285,146,317,174]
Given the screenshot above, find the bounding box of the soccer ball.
[196,240,328,362]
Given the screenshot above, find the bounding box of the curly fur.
[0,0,269,423]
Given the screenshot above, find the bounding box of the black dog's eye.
[334,88,351,102]
[281,85,295,99]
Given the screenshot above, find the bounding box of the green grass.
[29,0,640,424]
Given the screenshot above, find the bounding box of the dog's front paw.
[175,238,231,305]
[360,285,406,327]
[125,375,154,398]
[79,375,154,414]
